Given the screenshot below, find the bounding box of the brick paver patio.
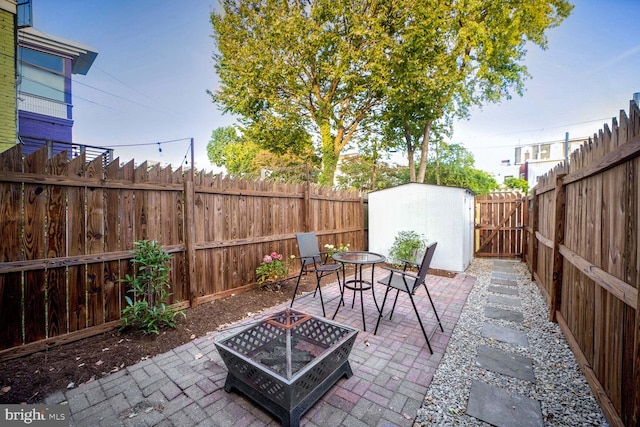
[46,268,476,426]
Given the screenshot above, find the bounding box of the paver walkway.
[46,269,476,426]
[465,260,544,427]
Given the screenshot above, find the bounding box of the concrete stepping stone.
[467,380,543,427]
[488,285,519,296]
[491,278,518,287]
[492,271,517,279]
[485,306,523,324]
[482,322,529,348]
[494,260,519,267]
[488,295,522,307]
[493,264,515,273]
[475,345,535,382]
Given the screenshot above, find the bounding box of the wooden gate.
[475,192,525,258]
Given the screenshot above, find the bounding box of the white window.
[19,47,66,102]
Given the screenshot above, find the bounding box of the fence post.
[304,165,311,232]
[634,287,640,426]
[531,189,538,281]
[549,173,567,322]
[522,195,528,262]
[184,179,198,307]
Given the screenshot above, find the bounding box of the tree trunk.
[318,121,338,186]
[403,122,416,182]
[416,120,432,183]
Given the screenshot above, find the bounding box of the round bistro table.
[331,251,386,332]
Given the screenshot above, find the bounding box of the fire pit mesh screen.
[221,317,352,379]
[216,309,358,414]
[223,322,285,356]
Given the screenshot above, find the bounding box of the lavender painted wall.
[19,110,73,143]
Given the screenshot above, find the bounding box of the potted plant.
[388,231,427,267]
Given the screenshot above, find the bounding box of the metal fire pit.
[215,308,358,427]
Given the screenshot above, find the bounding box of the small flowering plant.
[256,252,295,285]
[324,243,350,257]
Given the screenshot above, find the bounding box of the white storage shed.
[368,183,474,272]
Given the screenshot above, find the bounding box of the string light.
[104,137,191,148]
[180,143,191,168]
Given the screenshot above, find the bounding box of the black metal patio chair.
[290,232,343,316]
[374,241,443,353]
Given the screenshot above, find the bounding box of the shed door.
[475,192,524,258]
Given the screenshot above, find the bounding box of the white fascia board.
[18,27,97,74]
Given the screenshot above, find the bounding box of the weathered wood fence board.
[0,146,23,349]
[524,99,640,426]
[0,146,364,361]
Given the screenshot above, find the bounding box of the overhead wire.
[459,116,612,150]
[25,25,185,118]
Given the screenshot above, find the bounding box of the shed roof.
[370,182,475,196]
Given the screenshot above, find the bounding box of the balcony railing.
[17,92,69,119]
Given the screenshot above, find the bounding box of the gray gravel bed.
[414,258,608,426]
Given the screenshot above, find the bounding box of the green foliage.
[461,169,500,196]
[121,240,185,334]
[388,231,427,266]
[256,252,294,285]
[335,155,408,191]
[211,0,396,185]
[206,126,262,176]
[423,142,499,195]
[207,126,240,167]
[210,0,572,186]
[504,176,529,194]
[206,125,320,180]
[380,1,573,183]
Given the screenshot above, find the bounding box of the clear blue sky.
[32,0,639,173]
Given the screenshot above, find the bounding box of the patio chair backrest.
[296,232,322,264]
[414,241,438,290]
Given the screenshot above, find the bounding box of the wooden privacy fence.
[474,191,525,258]
[524,100,640,427]
[0,144,364,360]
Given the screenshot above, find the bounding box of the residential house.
[515,135,589,190]
[0,1,16,153]
[17,26,97,156]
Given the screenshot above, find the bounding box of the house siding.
[0,7,16,153]
[19,110,73,143]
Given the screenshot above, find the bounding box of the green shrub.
[120,240,185,334]
[256,251,294,285]
[388,231,427,266]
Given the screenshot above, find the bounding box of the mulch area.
[0,266,454,404]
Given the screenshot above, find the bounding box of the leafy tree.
[207,125,319,179]
[504,176,529,194]
[222,139,263,176]
[382,0,573,183]
[423,142,499,195]
[210,0,397,186]
[210,0,571,186]
[207,126,241,167]
[253,150,321,182]
[335,155,408,191]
